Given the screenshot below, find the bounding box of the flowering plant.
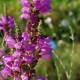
[0,0,53,80]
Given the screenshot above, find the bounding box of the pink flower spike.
[20,13,30,19]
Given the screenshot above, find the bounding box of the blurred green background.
[0,0,80,80]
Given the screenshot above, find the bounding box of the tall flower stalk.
[0,0,53,80]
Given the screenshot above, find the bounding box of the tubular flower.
[0,16,15,30]
[33,0,51,14]
[0,0,52,80]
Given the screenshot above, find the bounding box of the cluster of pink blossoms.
[0,0,52,80]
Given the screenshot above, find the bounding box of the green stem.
[68,26,74,80]
[54,58,61,80]
[53,51,69,80]
[0,31,4,47]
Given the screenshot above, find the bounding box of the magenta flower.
[11,59,21,71]
[0,48,4,58]
[7,16,15,28]
[22,32,30,42]
[24,44,36,52]
[19,0,31,19]
[3,55,14,68]
[14,42,22,49]
[20,13,30,19]
[14,76,20,80]
[40,0,51,14]
[4,35,16,48]
[33,0,51,14]
[12,50,21,58]
[33,1,41,10]
[0,0,52,79]
[21,74,28,80]
[21,7,31,13]
[0,67,11,79]
[19,0,30,7]
[42,53,52,59]
[30,13,39,24]
[1,16,8,24]
[37,37,52,59]
[23,55,33,63]
[0,16,15,30]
